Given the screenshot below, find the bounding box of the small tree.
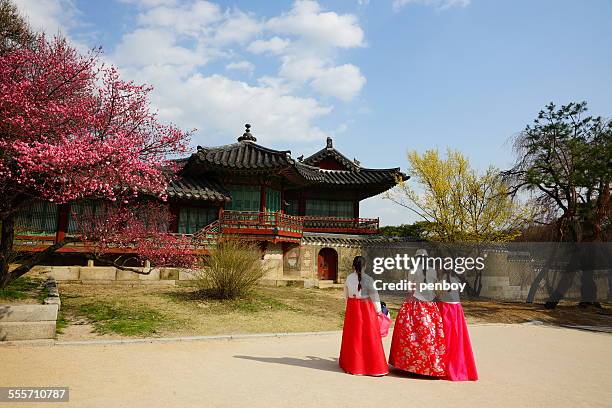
[74,203,196,270]
[195,239,269,299]
[0,0,35,54]
[0,18,194,288]
[504,101,611,243]
[386,149,532,242]
[504,102,611,307]
[385,149,533,296]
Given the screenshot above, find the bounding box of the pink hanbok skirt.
[437,302,478,381]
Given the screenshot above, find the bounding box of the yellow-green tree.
[386,149,532,243]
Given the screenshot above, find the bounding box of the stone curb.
[0,330,342,347]
[43,276,61,309]
[55,330,343,346]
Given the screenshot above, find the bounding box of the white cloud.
[278,55,326,83]
[27,0,368,143]
[136,1,221,35]
[247,36,290,55]
[13,0,80,42]
[226,60,255,74]
[113,28,206,68]
[213,10,261,45]
[393,0,470,11]
[118,0,179,7]
[122,65,332,143]
[266,0,364,48]
[275,56,366,101]
[311,64,366,101]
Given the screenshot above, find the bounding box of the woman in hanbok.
[389,249,446,377]
[437,271,478,381]
[339,256,388,376]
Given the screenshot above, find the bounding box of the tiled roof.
[302,137,360,171]
[295,162,405,186]
[301,232,419,247]
[193,142,293,170]
[176,127,407,200]
[166,176,230,202]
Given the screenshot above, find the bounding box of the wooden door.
[317,248,338,281]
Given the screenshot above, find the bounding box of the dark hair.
[353,256,366,291]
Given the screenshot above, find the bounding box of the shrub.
[195,239,269,299]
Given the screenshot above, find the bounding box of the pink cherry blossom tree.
[0,35,195,288]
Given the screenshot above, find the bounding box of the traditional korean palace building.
[15,125,407,285]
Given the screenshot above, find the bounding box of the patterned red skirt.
[389,298,446,377]
[339,298,389,376]
[437,302,478,381]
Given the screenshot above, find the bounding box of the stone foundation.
[0,278,60,342]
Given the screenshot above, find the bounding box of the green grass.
[231,294,302,313]
[162,289,303,314]
[55,310,68,335]
[0,276,44,301]
[75,302,170,336]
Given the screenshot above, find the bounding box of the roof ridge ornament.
[326,136,333,149]
[237,123,257,142]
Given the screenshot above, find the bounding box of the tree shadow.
[234,355,342,373]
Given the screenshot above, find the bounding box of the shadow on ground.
[234,355,341,373]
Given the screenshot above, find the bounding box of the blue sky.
[14,0,612,225]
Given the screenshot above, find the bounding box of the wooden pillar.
[260,185,266,213]
[298,193,306,216]
[55,203,69,243]
[353,200,360,219]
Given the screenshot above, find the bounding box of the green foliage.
[379,222,431,240]
[0,0,36,54]
[195,239,269,299]
[55,310,68,335]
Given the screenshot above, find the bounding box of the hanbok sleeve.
[365,275,382,314]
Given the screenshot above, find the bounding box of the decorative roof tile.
[166,176,230,202]
[302,137,360,171]
[194,142,293,170]
[301,232,420,247]
[295,161,405,186]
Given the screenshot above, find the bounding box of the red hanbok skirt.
[389,298,446,377]
[437,302,478,381]
[339,298,389,376]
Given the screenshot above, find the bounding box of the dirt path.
[1,324,611,408]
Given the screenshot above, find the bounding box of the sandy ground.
[1,324,611,408]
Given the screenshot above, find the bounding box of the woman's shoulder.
[361,272,375,280]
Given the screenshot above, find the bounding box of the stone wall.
[475,251,611,302]
[30,264,193,285]
[282,243,363,283]
[262,243,284,279]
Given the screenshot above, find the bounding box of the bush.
[195,239,269,299]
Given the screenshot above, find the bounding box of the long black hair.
[353,256,366,291]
